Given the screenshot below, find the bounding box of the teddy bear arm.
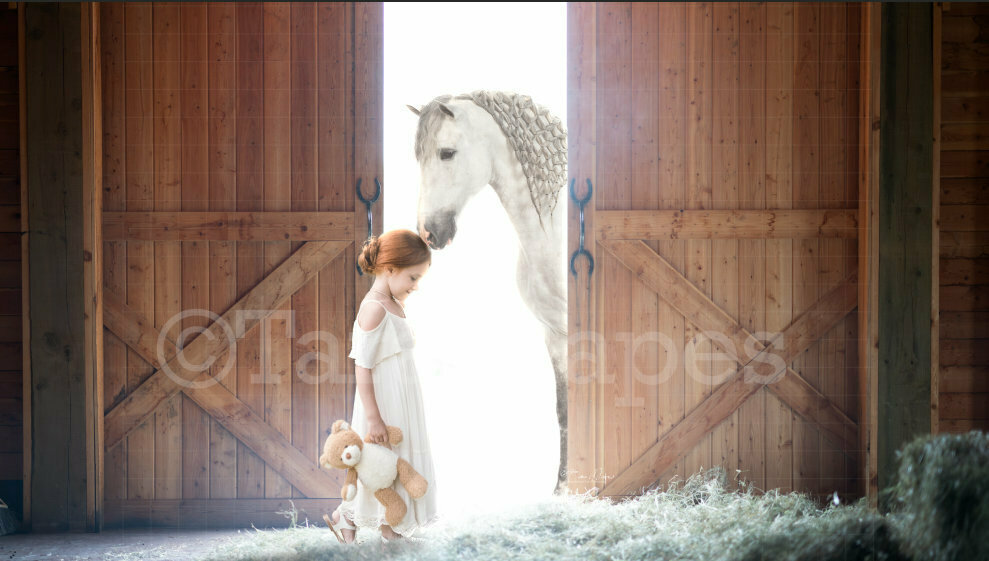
[396,457,428,499]
[387,426,403,445]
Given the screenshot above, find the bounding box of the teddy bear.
[318,419,428,528]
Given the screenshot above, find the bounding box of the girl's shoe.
[323,509,357,544]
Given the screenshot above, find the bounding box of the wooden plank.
[939,285,989,310]
[941,15,989,44]
[103,277,339,498]
[942,123,989,150]
[939,418,989,432]
[99,7,126,505]
[685,0,723,486]
[152,1,183,502]
[792,1,822,499]
[942,97,989,123]
[820,0,849,500]
[652,0,687,488]
[290,3,319,500]
[941,231,989,258]
[942,339,989,365]
[942,71,989,98]
[941,150,989,177]
[124,1,155,503]
[595,209,858,240]
[940,311,989,338]
[629,0,660,477]
[597,1,633,488]
[263,0,293,500]
[180,2,210,501]
[940,366,989,393]
[765,0,795,496]
[938,205,989,230]
[102,211,354,241]
[736,0,767,494]
[103,498,342,530]
[104,241,348,449]
[599,270,858,497]
[941,257,989,284]
[939,392,989,419]
[710,0,740,492]
[942,42,989,71]
[566,1,598,494]
[878,3,935,491]
[941,178,989,205]
[236,0,264,500]
[207,1,237,501]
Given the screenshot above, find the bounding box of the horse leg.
[546,327,569,495]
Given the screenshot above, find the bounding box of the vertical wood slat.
[316,2,351,494]
[17,1,30,525]
[710,1,742,491]
[262,1,293,500]
[180,2,210,501]
[628,1,660,483]
[566,1,598,495]
[124,2,155,502]
[235,1,264,500]
[819,1,848,501]
[598,1,633,485]
[654,2,687,488]
[765,1,795,495]
[737,1,767,493]
[100,1,128,502]
[207,1,238,501]
[682,0,713,480]
[792,1,822,499]
[152,2,183,502]
[290,2,318,499]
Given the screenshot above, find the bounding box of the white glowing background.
[383,2,567,517]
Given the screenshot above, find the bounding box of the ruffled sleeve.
[349,315,406,370]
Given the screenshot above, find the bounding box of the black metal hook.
[356,178,382,276]
[569,178,594,280]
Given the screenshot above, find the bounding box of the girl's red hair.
[357,229,431,275]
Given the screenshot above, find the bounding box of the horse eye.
[439,148,457,161]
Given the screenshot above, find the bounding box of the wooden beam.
[102,211,354,241]
[81,1,103,531]
[104,240,347,449]
[595,209,858,240]
[102,289,340,498]
[599,240,859,496]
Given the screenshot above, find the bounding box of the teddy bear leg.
[373,488,407,528]
[396,458,428,499]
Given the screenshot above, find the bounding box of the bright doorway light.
[384,2,567,517]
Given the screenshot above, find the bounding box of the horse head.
[408,96,495,249]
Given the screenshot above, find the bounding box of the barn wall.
[568,2,863,503]
[937,3,989,435]
[0,3,23,521]
[99,2,380,528]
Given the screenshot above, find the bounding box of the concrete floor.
[0,529,246,561]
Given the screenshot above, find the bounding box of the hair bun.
[358,236,380,275]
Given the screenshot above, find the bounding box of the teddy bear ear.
[331,419,350,434]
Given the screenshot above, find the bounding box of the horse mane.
[415,91,568,227]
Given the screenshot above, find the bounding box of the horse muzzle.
[421,211,457,249]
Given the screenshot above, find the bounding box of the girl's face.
[384,261,430,302]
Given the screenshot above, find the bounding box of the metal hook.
[569,178,594,279]
[356,178,382,276]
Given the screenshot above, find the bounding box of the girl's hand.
[365,415,391,449]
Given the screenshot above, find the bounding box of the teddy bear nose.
[345,453,351,460]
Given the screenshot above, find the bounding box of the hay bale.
[883,430,989,561]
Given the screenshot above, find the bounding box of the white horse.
[408,92,569,494]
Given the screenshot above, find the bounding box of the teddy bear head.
[319,419,364,470]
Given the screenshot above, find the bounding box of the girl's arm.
[355,365,390,448]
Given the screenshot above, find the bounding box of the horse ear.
[406,104,421,116]
[438,103,455,118]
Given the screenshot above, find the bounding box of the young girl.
[328,229,438,543]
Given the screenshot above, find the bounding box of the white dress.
[337,297,438,537]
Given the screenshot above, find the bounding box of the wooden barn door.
[567,2,864,502]
[98,3,382,528]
